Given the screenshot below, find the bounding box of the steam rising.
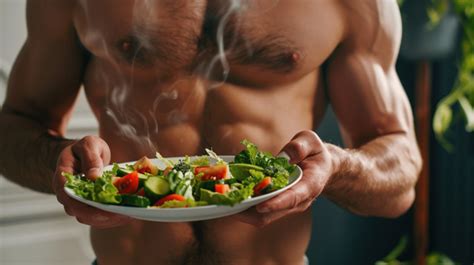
[203,0,243,88]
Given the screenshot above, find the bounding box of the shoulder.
[26,0,78,39]
[336,0,402,69]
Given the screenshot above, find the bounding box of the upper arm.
[3,0,87,135]
[327,0,414,148]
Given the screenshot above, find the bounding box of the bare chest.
[74,0,344,86]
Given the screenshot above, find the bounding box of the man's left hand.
[234,130,336,227]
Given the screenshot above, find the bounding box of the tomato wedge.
[113,171,139,194]
[215,184,230,194]
[135,187,145,196]
[194,165,230,181]
[133,156,158,175]
[254,177,272,196]
[137,167,151,174]
[154,194,186,206]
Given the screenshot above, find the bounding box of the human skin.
[0,0,421,264]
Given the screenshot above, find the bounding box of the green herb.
[173,160,192,174]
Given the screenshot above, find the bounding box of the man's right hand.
[52,136,131,228]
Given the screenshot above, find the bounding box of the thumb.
[71,136,111,180]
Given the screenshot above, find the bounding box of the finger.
[234,200,313,227]
[53,150,77,194]
[256,167,320,213]
[76,214,131,229]
[279,130,323,164]
[56,173,131,228]
[71,136,110,180]
[233,207,287,227]
[63,206,74,216]
[58,189,130,227]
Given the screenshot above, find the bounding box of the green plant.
[374,236,459,265]
[432,0,474,151]
[400,0,474,151]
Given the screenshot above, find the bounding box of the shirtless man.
[0,0,422,264]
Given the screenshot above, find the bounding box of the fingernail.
[277,151,291,161]
[87,168,102,180]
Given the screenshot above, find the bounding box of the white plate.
[64,156,302,222]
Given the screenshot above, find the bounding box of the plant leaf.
[458,96,474,131]
[382,236,408,262]
[433,103,453,137]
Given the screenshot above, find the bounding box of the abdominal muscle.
[90,212,312,265]
[82,59,324,265]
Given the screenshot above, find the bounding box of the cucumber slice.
[228,163,264,180]
[116,168,132,176]
[120,194,150,207]
[144,176,170,198]
[117,168,148,182]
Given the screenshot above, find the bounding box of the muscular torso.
[74,1,345,264]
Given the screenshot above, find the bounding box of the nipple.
[291,52,301,63]
[121,41,132,52]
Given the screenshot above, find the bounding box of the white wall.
[0,0,27,104]
[1,1,97,264]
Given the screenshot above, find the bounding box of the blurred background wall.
[0,1,472,265]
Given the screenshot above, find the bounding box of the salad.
[64,140,296,208]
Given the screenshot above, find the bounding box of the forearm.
[323,133,422,217]
[0,111,75,193]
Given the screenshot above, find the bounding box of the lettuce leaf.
[191,156,210,167]
[242,169,265,186]
[159,198,208,208]
[200,189,234,205]
[63,172,121,204]
[233,140,295,189]
[199,183,254,206]
[234,139,258,164]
